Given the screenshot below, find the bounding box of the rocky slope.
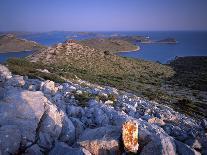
[0,64,207,155]
[0,34,44,53]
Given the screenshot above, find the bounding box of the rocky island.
[0,34,44,53]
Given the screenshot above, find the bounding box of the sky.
[0,0,207,31]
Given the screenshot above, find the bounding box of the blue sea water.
[0,51,34,63]
[117,31,207,63]
[1,31,207,63]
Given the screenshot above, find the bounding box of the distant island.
[0,34,44,53]
[78,38,139,53]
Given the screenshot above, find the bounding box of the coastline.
[115,46,140,53]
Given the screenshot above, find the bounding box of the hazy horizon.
[1,0,207,32]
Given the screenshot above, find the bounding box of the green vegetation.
[169,56,207,91]
[78,38,138,53]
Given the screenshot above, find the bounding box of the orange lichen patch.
[122,120,139,153]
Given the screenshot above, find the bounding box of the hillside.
[1,64,206,154]
[6,42,207,118]
[0,34,44,53]
[78,38,139,53]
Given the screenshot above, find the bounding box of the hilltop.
[0,34,44,53]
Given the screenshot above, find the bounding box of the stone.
[201,119,207,129]
[49,142,91,155]
[38,132,53,150]
[148,117,165,126]
[0,87,4,99]
[5,75,25,87]
[70,117,85,139]
[0,125,21,155]
[59,116,76,145]
[122,120,139,153]
[0,64,12,84]
[0,89,46,146]
[38,104,63,146]
[42,80,58,95]
[23,144,43,155]
[78,126,121,155]
[67,105,85,118]
[94,107,109,126]
[175,140,201,155]
[140,136,177,155]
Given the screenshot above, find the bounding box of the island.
[0,34,44,53]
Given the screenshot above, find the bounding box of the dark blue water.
[117,31,207,63]
[0,51,33,63]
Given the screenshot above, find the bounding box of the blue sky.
[0,0,207,31]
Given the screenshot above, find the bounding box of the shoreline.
[115,46,140,53]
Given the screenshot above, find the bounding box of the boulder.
[42,80,58,95]
[0,125,21,155]
[70,117,86,139]
[23,144,43,155]
[38,104,63,149]
[5,75,25,87]
[0,88,46,146]
[140,136,177,155]
[148,117,165,126]
[122,120,139,153]
[77,126,121,155]
[49,142,91,155]
[59,116,76,145]
[94,107,109,126]
[67,105,85,118]
[0,64,12,85]
[175,140,201,155]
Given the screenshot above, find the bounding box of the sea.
[0,31,207,63]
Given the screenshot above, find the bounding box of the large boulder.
[49,142,91,155]
[59,116,76,145]
[77,126,121,155]
[0,64,12,85]
[0,125,21,155]
[23,144,43,155]
[5,75,25,87]
[0,88,46,146]
[175,140,201,155]
[37,104,64,149]
[42,80,58,95]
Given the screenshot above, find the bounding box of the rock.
[0,64,12,84]
[42,80,58,95]
[23,144,43,155]
[201,119,207,129]
[0,89,46,146]
[0,87,4,99]
[148,117,165,126]
[38,132,53,150]
[59,116,76,145]
[175,140,201,155]
[122,120,139,153]
[67,105,85,118]
[38,104,63,149]
[185,139,202,151]
[140,136,177,155]
[49,142,91,155]
[5,75,25,87]
[24,79,43,91]
[0,125,21,155]
[78,126,121,155]
[94,108,109,126]
[70,117,85,139]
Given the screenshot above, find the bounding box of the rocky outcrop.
[0,65,206,155]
